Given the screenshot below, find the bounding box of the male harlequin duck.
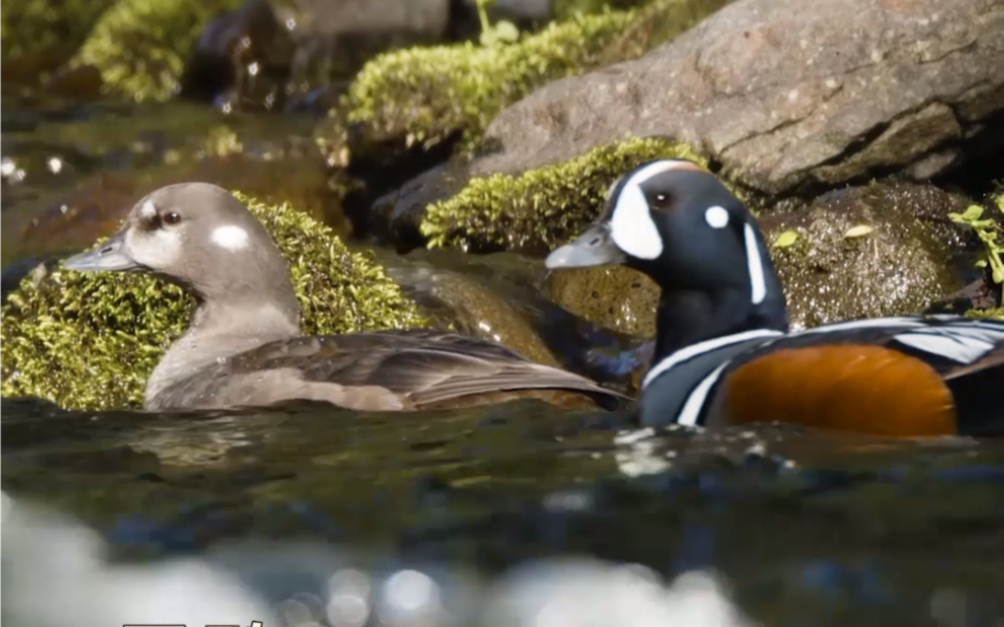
[545,158,1004,437]
[63,183,627,412]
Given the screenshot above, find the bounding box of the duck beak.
[545,223,626,269]
[62,229,141,272]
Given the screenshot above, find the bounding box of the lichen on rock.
[72,0,245,102]
[343,0,712,157]
[420,136,706,254]
[0,192,429,411]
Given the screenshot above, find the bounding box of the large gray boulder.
[472,0,1004,193]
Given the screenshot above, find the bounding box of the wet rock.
[376,247,644,385]
[382,258,562,368]
[72,0,246,102]
[275,0,450,91]
[545,266,659,338]
[471,0,1004,195]
[179,0,297,111]
[763,182,974,329]
[0,193,427,411]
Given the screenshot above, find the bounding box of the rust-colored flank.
[721,344,957,436]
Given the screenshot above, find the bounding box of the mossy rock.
[420,136,706,254]
[1,0,116,77]
[343,0,723,157]
[0,193,429,411]
[71,0,245,102]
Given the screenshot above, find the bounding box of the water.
[3,398,1004,626]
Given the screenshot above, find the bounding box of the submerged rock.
[71,0,246,102]
[0,193,429,411]
[418,137,706,254]
[471,0,1004,194]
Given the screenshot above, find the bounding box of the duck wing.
[227,329,629,409]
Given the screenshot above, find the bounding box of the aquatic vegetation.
[949,193,1004,286]
[421,137,706,253]
[0,193,429,411]
[72,0,245,101]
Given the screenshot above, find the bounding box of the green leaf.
[494,20,520,43]
[773,230,799,248]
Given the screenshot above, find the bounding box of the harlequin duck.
[62,183,627,412]
[545,158,1004,437]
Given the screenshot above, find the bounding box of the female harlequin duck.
[546,158,1004,437]
[63,183,627,412]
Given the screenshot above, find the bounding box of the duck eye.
[162,211,182,226]
[650,192,673,210]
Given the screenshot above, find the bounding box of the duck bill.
[545,223,626,269]
[62,230,140,272]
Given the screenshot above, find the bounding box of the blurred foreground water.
[3,399,1004,627]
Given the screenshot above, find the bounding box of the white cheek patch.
[704,205,729,229]
[608,159,695,260]
[210,225,250,252]
[138,199,158,220]
[743,222,767,305]
[609,184,664,259]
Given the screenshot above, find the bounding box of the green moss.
[420,136,705,253]
[0,193,429,411]
[71,0,244,102]
[1,0,115,70]
[344,0,729,156]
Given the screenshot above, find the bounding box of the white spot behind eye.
[609,160,690,259]
[704,205,729,229]
[139,199,157,219]
[743,222,767,304]
[210,225,250,251]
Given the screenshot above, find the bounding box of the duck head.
[546,158,788,348]
[63,182,298,320]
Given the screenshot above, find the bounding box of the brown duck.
[63,183,627,412]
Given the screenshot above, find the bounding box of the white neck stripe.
[743,222,766,305]
[676,362,729,427]
[642,328,784,390]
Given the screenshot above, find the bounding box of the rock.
[376,247,644,385]
[545,266,659,338]
[72,0,246,102]
[472,0,1004,194]
[0,193,430,411]
[179,0,297,111]
[340,0,730,161]
[274,0,450,88]
[762,182,975,329]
